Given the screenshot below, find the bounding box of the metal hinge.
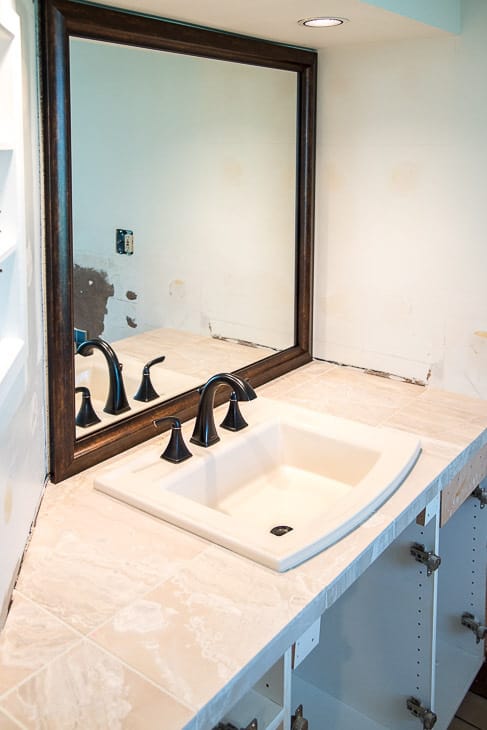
[407,697,437,729]
[461,612,487,644]
[212,720,257,730]
[410,543,441,575]
[472,485,487,508]
[291,704,309,730]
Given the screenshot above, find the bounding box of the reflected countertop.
[1,361,486,729]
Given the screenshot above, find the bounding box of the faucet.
[76,338,130,416]
[190,372,257,447]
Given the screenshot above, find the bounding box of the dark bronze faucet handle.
[75,386,101,427]
[220,391,248,431]
[133,355,166,402]
[153,417,192,463]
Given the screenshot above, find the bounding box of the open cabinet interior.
[214,487,486,730]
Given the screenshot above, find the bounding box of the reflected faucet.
[190,372,257,448]
[76,338,130,416]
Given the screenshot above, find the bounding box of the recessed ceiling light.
[298,17,348,28]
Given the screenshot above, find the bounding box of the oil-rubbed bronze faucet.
[76,338,130,416]
[190,373,256,448]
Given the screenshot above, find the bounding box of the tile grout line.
[83,635,197,715]
[7,556,214,713]
[0,622,196,721]
[0,705,27,730]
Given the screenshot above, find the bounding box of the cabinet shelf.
[222,688,284,730]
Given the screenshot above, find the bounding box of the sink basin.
[94,397,421,570]
[75,352,200,432]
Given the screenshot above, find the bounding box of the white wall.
[314,0,487,398]
[70,39,296,351]
[0,0,47,626]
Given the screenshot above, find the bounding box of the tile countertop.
[1,361,487,729]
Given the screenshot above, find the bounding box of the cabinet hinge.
[472,485,487,508]
[410,543,441,575]
[407,697,437,729]
[461,612,487,644]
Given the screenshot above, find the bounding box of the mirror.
[70,37,297,436]
[41,0,316,482]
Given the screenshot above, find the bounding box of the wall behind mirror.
[41,0,316,481]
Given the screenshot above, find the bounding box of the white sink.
[75,352,200,433]
[94,397,421,571]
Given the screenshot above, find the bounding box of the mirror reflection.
[70,38,298,436]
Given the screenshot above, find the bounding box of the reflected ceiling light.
[298,17,348,28]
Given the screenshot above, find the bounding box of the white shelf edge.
[222,687,283,729]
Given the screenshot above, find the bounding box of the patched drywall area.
[73,265,114,339]
[314,0,487,398]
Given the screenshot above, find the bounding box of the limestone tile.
[1,641,192,730]
[268,366,423,426]
[0,593,79,697]
[0,710,23,729]
[90,547,310,711]
[16,484,207,634]
[385,387,487,445]
[259,363,337,397]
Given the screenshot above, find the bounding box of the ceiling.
[94,0,452,49]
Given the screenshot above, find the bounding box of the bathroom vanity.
[1,364,485,730]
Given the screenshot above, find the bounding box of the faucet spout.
[190,372,256,448]
[76,338,130,416]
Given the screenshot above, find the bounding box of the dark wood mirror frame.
[40,0,316,483]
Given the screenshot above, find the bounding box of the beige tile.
[386,388,487,445]
[91,547,305,710]
[0,593,79,697]
[0,710,23,729]
[1,641,192,730]
[455,692,487,730]
[268,366,423,426]
[16,485,206,634]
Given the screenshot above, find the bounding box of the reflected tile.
[91,547,308,710]
[16,485,206,634]
[0,593,79,696]
[1,641,192,730]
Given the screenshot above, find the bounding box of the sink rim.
[94,397,421,571]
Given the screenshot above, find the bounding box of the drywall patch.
[73,265,114,338]
[169,279,185,299]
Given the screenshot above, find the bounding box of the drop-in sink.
[94,397,421,570]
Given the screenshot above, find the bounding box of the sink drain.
[270,525,293,536]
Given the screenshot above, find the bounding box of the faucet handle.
[134,355,166,402]
[220,391,248,432]
[75,386,101,428]
[154,417,192,463]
